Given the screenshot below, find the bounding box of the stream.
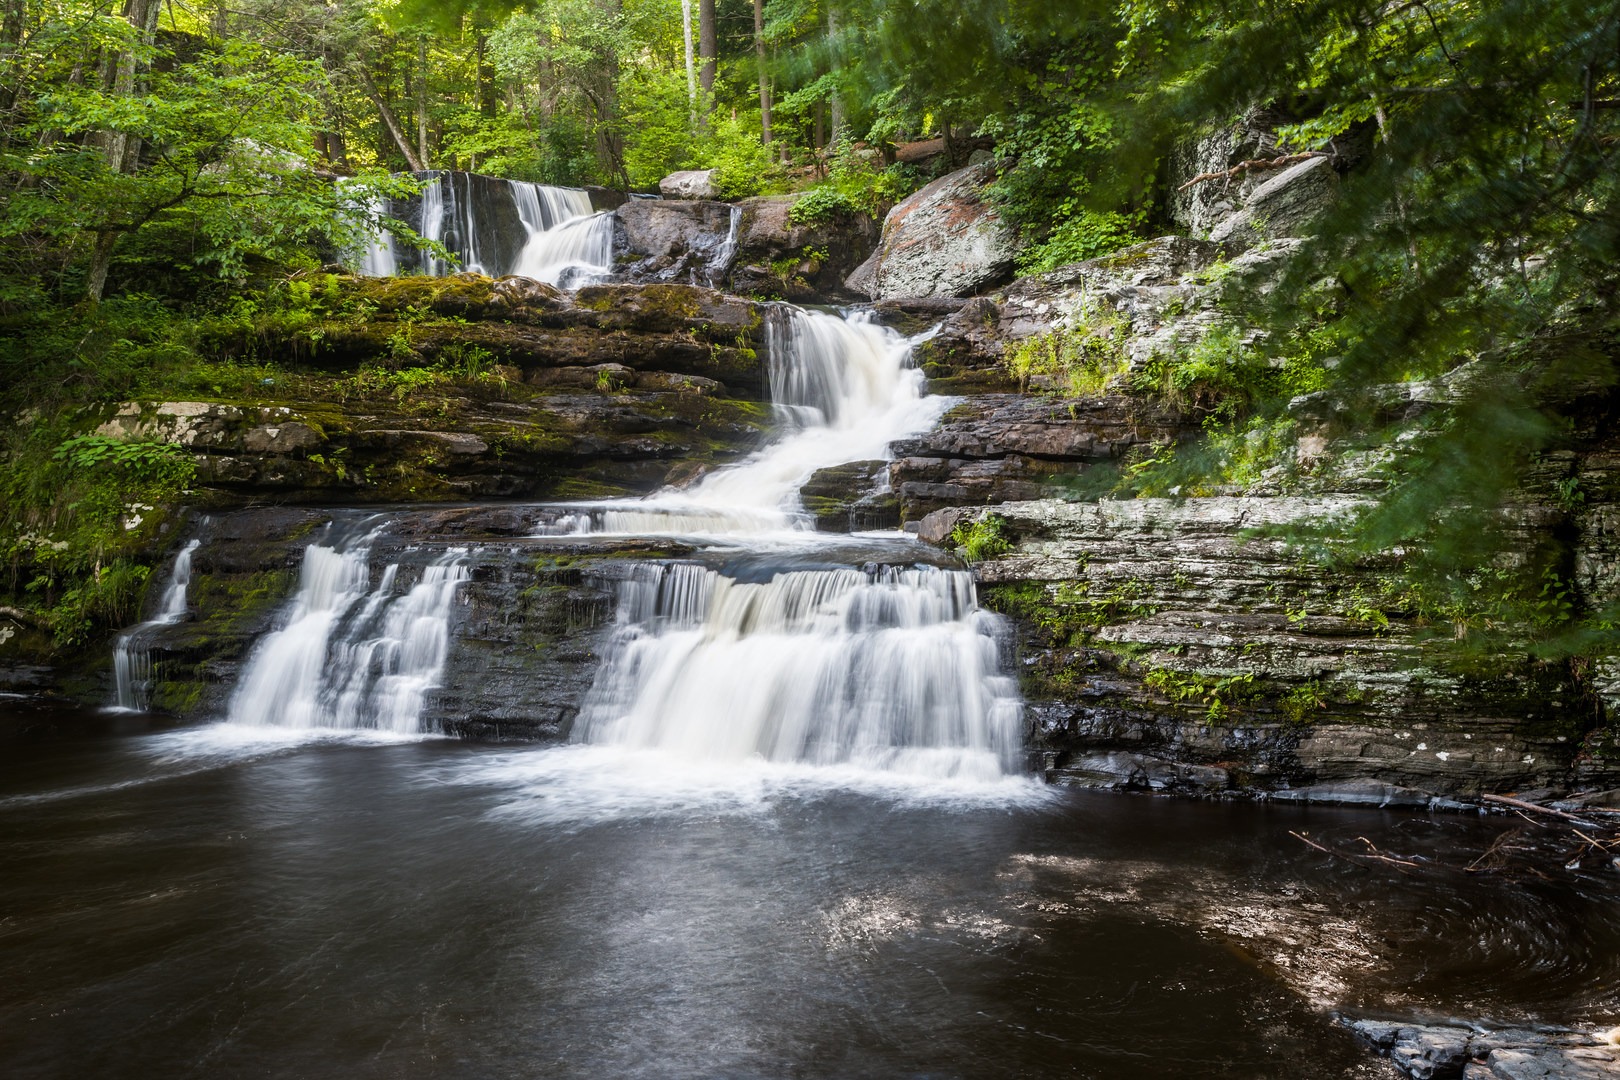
[3,718,1619,1078]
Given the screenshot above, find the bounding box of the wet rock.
[612,199,741,284]
[1346,1019,1618,1080]
[859,163,1023,300]
[727,193,879,302]
[799,461,899,532]
[947,497,1619,796]
[658,169,718,200]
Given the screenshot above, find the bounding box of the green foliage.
[1018,210,1142,276]
[949,514,1012,562]
[2,428,195,646]
[788,187,860,227]
[1142,667,1258,725]
[1004,308,1130,396]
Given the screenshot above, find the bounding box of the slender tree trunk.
[753,0,770,144]
[826,7,843,147]
[698,0,716,103]
[86,0,160,301]
[415,37,430,168]
[361,67,426,172]
[680,0,696,115]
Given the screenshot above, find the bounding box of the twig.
[1176,152,1327,192]
[1290,831,1423,873]
[1481,793,1603,829]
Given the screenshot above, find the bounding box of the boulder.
[727,194,879,302]
[613,199,741,285]
[1209,155,1338,248]
[858,162,1023,300]
[658,169,719,200]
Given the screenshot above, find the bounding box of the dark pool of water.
[2,708,1616,1079]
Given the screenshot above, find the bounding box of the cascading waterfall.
[703,205,743,287]
[574,562,1023,780]
[226,535,469,734]
[545,301,1029,783]
[111,538,201,712]
[356,172,611,285]
[539,306,950,538]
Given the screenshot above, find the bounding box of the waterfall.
[704,205,743,288]
[111,539,201,712]
[574,562,1023,779]
[510,179,614,287]
[355,172,610,285]
[226,535,469,734]
[538,306,950,538]
[417,177,449,276]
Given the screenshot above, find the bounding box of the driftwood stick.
[1176,151,1327,192]
[1289,831,1422,872]
[1481,793,1602,827]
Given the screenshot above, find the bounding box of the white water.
[540,307,950,539]
[704,204,743,287]
[110,538,201,712]
[358,173,610,286]
[573,563,1022,781]
[227,539,469,734]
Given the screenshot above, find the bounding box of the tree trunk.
[754,0,771,144]
[681,0,696,113]
[698,0,716,101]
[362,67,426,172]
[85,0,160,301]
[86,230,119,303]
[415,37,430,169]
[826,7,844,147]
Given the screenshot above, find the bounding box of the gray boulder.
[855,162,1023,300]
[1209,155,1338,248]
[613,199,740,285]
[658,169,719,200]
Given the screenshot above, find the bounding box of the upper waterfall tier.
[356,171,612,287]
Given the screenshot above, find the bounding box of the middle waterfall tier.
[572,562,1025,779]
[535,305,949,539]
[227,533,469,734]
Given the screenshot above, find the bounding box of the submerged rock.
[1346,1018,1619,1080]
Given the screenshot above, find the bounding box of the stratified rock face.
[727,194,878,302]
[613,199,741,285]
[96,277,772,505]
[888,395,1189,524]
[940,496,1620,798]
[856,163,1023,300]
[658,169,719,200]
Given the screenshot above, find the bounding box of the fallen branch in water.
[1289,830,1423,873]
[1481,793,1605,829]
